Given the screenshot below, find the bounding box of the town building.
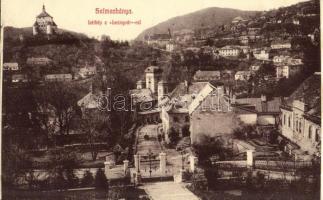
[235,71,252,81]
[33,5,57,35]
[160,81,208,143]
[253,48,270,60]
[12,74,28,83]
[271,40,292,49]
[188,81,238,144]
[232,16,248,24]
[79,66,97,78]
[193,70,221,82]
[26,57,52,66]
[275,64,303,79]
[166,42,176,52]
[218,45,242,57]
[44,74,73,82]
[280,73,321,159]
[146,33,171,47]
[3,62,19,71]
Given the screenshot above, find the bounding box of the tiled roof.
[284,73,321,119]
[235,97,282,113]
[129,88,154,103]
[37,11,52,18]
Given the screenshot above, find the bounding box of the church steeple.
[42,4,46,12]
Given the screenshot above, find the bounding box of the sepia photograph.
[0,0,321,199]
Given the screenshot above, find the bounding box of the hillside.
[3,26,89,41]
[136,7,259,40]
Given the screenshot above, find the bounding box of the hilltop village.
[2,0,321,199]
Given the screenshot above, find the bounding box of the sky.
[1,0,307,40]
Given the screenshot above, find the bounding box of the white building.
[218,45,241,57]
[271,40,292,49]
[280,74,321,158]
[235,71,252,81]
[3,62,19,71]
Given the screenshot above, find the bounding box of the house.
[193,70,221,82]
[146,33,171,47]
[218,45,242,57]
[12,74,28,83]
[253,49,270,60]
[188,81,240,144]
[160,81,208,143]
[280,73,321,159]
[234,95,282,126]
[78,83,110,113]
[271,40,292,49]
[276,64,303,79]
[33,5,57,35]
[145,65,163,94]
[3,62,19,71]
[44,74,73,82]
[235,71,252,81]
[293,17,300,25]
[166,42,176,52]
[79,66,97,78]
[26,57,52,66]
[232,16,247,24]
[273,55,303,65]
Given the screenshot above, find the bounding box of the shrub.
[169,128,179,145]
[65,168,79,188]
[81,170,94,187]
[94,168,109,190]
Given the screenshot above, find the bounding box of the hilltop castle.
[33,5,57,35]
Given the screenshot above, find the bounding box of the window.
[173,116,179,123]
[288,116,291,127]
[315,129,320,142]
[309,125,313,139]
[299,121,302,133]
[283,114,286,125]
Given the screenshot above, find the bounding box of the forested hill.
[136,7,259,40]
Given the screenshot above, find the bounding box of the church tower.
[145,65,162,94]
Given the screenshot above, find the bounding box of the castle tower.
[145,65,162,94]
[158,80,168,105]
[33,4,57,35]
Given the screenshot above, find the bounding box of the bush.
[65,168,79,188]
[81,170,94,187]
[169,128,179,145]
[94,168,109,190]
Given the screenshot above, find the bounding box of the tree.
[81,109,110,161]
[94,168,109,190]
[169,128,179,145]
[81,170,94,187]
[34,82,78,137]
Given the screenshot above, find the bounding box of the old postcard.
[0,0,321,199]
